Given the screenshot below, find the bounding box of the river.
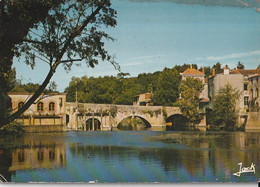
[0,129,259,183]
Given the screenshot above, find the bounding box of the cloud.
[196,50,260,61]
[130,0,260,12]
[131,54,165,60]
[120,54,165,67]
[122,62,144,67]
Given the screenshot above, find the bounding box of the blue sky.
[14,0,260,91]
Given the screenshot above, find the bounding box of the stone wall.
[246,112,260,130]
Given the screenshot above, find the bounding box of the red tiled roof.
[182,68,204,75]
[230,69,260,75]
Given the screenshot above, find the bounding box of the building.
[208,66,260,112]
[230,68,260,111]
[181,66,205,84]
[8,92,67,132]
[208,66,245,112]
[181,66,209,110]
[248,74,260,111]
[133,93,153,106]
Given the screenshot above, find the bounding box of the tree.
[212,62,223,74]
[178,77,204,125]
[0,0,62,124]
[211,84,240,130]
[152,68,180,106]
[236,61,245,69]
[1,0,117,127]
[199,66,211,78]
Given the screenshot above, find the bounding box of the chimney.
[202,67,205,74]
[212,68,215,76]
[224,65,229,75]
[190,64,192,69]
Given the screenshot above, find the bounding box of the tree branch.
[23,39,43,45]
[1,4,105,127]
[60,59,83,63]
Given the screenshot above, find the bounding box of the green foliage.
[0,0,61,93]
[137,72,160,93]
[236,61,245,69]
[173,64,198,73]
[152,68,180,106]
[211,84,240,130]
[179,77,204,125]
[199,66,211,78]
[18,0,117,71]
[1,0,118,127]
[65,75,143,105]
[0,121,24,135]
[11,81,58,93]
[212,62,223,74]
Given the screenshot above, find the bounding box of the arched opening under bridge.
[117,116,151,130]
[166,114,189,131]
[86,118,101,131]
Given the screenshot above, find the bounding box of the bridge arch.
[166,114,188,130]
[117,115,152,130]
[85,117,101,131]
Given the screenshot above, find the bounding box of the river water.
[0,129,259,183]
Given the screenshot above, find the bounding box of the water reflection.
[0,133,66,182]
[66,131,260,182]
[0,131,259,182]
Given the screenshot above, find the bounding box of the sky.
[13,0,260,92]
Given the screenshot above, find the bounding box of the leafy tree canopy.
[178,77,204,125]
[236,61,245,69]
[212,84,240,130]
[212,62,223,74]
[152,68,180,106]
[2,0,118,127]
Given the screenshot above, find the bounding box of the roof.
[182,68,204,76]
[230,69,260,75]
[133,92,152,98]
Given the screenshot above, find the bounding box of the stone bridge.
[66,102,183,131]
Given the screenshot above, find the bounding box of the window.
[18,102,24,109]
[49,102,55,112]
[37,102,44,112]
[257,88,259,98]
[244,83,248,91]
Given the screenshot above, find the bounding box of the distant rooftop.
[182,68,204,75]
[230,69,260,75]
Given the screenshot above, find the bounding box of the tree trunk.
[0,42,14,123]
[1,68,55,128]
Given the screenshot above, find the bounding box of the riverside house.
[8,92,67,132]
